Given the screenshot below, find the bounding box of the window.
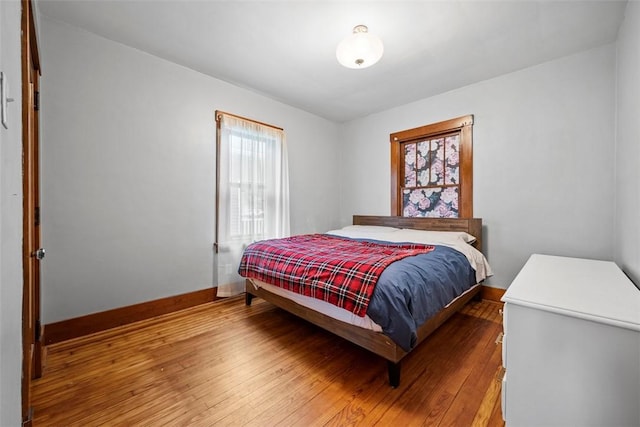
[390,115,473,218]
[215,111,290,296]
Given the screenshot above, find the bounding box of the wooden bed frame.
[244,215,484,387]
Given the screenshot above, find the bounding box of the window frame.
[390,115,474,218]
[214,110,284,252]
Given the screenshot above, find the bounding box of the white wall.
[0,0,24,424]
[614,1,640,285]
[39,17,342,323]
[340,45,616,288]
[36,7,632,319]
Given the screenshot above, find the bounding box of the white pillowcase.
[326,225,492,282]
[394,229,476,244]
[334,225,401,233]
[325,225,401,240]
[326,225,475,244]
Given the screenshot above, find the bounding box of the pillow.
[395,229,477,244]
[325,225,401,240]
[326,225,475,245]
[337,225,401,233]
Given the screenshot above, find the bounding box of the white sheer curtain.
[216,113,290,297]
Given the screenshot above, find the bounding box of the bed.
[242,215,490,387]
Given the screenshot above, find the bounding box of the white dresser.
[501,254,640,426]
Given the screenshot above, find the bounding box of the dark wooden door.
[21,0,41,425]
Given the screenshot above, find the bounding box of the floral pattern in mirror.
[402,134,461,218]
[403,187,459,218]
[404,144,416,187]
[445,135,460,185]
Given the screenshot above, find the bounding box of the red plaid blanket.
[238,234,435,317]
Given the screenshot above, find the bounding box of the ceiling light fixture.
[336,25,384,69]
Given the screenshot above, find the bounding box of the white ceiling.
[36,0,628,123]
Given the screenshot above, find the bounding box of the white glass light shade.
[336,25,384,69]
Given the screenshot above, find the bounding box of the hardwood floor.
[32,296,505,426]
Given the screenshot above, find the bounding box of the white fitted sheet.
[248,278,383,332]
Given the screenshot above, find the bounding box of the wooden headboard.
[352,215,483,252]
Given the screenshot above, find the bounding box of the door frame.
[21,0,41,425]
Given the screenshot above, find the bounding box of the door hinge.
[34,206,40,226]
[34,90,39,111]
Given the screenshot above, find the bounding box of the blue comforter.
[365,243,476,352]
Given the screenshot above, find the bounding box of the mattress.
[248,277,383,332]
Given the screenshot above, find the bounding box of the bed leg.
[245,292,254,306]
[388,361,401,388]
[472,290,482,302]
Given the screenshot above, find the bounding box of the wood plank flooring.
[32,296,506,426]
